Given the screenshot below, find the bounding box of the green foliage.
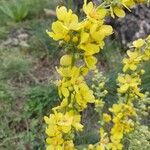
[75,106,100,146]
[24,83,59,118]
[63,0,75,10]
[0,48,32,102]
[0,0,31,22]
[0,103,45,150]
[124,125,150,150]
[0,80,58,149]
[28,0,59,17]
[0,27,9,38]
[0,49,32,80]
[27,18,59,56]
[99,41,122,105]
[142,61,150,92]
[100,40,123,72]
[0,81,15,101]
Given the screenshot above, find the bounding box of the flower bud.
[60,55,72,66]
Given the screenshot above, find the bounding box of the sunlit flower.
[123,50,141,72]
[117,74,142,97]
[83,0,107,21]
[103,113,111,122]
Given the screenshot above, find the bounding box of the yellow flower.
[46,145,63,150]
[79,42,100,55]
[108,137,123,150]
[103,113,111,122]
[64,140,75,150]
[78,21,112,55]
[45,126,60,137]
[110,103,136,116]
[57,65,95,107]
[80,67,89,76]
[83,0,107,21]
[56,66,72,77]
[70,112,83,131]
[61,86,70,98]
[98,25,113,37]
[47,21,69,41]
[90,23,113,43]
[123,50,141,72]
[109,102,136,145]
[95,99,104,108]
[56,6,79,30]
[75,82,95,110]
[117,74,141,94]
[57,114,73,133]
[96,145,105,150]
[46,134,64,146]
[109,103,123,114]
[111,124,124,140]
[45,111,83,137]
[84,55,97,69]
[47,6,81,42]
[88,144,94,150]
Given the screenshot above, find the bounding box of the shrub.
[0,49,32,80]
[24,83,59,118]
[0,0,31,22]
[44,0,150,150]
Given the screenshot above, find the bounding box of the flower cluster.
[47,0,113,70]
[105,35,150,150]
[44,111,83,150]
[44,0,149,150]
[118,36,150,99]
[45,1,113,149]
[87,35,150,150]
[108,103,136,150]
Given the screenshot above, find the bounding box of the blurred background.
[0,0,150,149]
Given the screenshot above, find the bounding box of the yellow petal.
[60,55,72,66]
[83,1,93,15]
[56,6,67,21]
[97,8,107,19]
[80,43,100,55]
[84,55,97,69]
[61,87,69,97]
[118,76,125,83]
[113,7,125,18]
[129,64,137,71]
[133,39,145,48]
[47,21,68,40]
[103,113,111,122]
[80,32,89,44]
[118,84,129,93]
[100,25,113,36]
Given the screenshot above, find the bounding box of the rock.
[19,41,29,48]
[12,38,19,46]
[3,38,12,46]
[18,33,29,41]
[111,4,150,48]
